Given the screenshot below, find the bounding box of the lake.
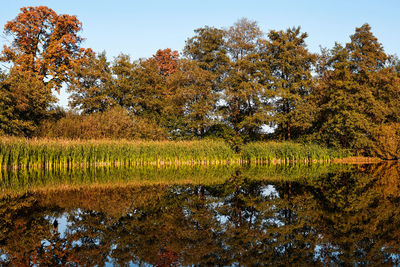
[1,163,399,266]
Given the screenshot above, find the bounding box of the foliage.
[0,8,399,158]
[267,27,316,140]
[1,6,89,92]
[309,24,400,154]
[0,6,89,136]
[153,48,180,76]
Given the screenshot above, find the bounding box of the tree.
[153,48,179,76]
[0,70,56,135]
[221,18,271,144]
[68,51,113,114]
[1,6,89,92]
[111,54,137,109]
[184,26,229,73]
[0,6,90,135]
[167,59,217,137]
[184,26,229,138]
[267,27,316,140]
[310,24,400,153]
[128,57,168,121]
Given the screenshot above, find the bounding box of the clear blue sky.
[1,0,399,107]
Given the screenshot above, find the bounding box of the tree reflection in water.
[1,163,400,266]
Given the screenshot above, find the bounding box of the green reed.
[241,141,351,163]
[0,137,237,169]
[0,137,350,169]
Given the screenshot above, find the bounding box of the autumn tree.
[1,6,88,91]
[267,27,316,141]
[0,6,89,135]
[153,48,179,76]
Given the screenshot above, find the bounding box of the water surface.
[1,163,399,266]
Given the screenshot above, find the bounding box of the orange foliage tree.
[0,6,90,135]
[1,6,89,91]
[153,48,179,76]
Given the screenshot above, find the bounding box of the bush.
[371,123,400,160]
[37,106,168,140]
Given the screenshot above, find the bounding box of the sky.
[1,0,400,107]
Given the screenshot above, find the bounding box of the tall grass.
[0,137,351,169]
[241,141,351,163]
[0,137,237,169]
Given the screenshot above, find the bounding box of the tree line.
[1,6,400,158]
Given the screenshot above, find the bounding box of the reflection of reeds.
[0,137,350,169]
[0,164,353,196]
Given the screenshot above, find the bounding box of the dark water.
[1,163,400,266]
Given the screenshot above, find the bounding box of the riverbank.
[332,156,383,164]
[0,137,350,169]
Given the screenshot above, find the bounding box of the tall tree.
[310,24,400,154]
[267,27,316,141]
[184,26,229,137]
[222,18,271,143]
[184,26,229,73]
[1,6,89,92]
[110,53,137,109]
[68,51,113,114]
[167,59,217,137]
[0,6,90,135]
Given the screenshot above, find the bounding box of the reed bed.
[0,137,351,169]
[0,137,237,169]
[241,141,351,163]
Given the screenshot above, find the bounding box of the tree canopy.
[1,6,400,158]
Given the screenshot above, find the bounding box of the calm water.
[1,163,400,266]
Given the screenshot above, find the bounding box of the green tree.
[129,57,172,125]
[168,59,217,137]
[221,18,271,144]
[0,70,56,135]
[184,26,229,73]
[310,24,400,154]
[68,51,113,113]
[267,27,316,140]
